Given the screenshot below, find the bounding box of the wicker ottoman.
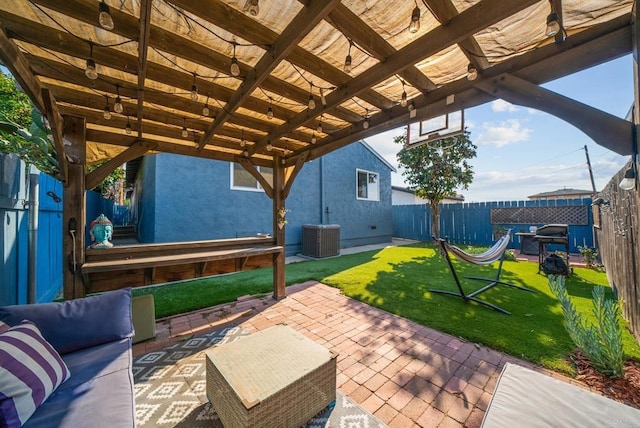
[205,325,337,428]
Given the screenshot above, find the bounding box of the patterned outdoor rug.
[133,325,386,427]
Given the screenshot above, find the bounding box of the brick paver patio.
[133,280,574,427]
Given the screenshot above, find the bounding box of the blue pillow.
[0,288,133,355]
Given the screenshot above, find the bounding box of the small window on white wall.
[230,163,273,191]
[356,169,379,201]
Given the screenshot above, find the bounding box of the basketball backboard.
[406,110,464,149]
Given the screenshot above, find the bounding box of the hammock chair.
[431,230,536,315]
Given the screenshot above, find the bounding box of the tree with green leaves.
[0,70,59,176]
[395,130,477,239]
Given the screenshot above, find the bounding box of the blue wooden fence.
[1,155,114,305]
[393,198,594,253]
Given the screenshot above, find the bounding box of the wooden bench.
[82,237,283,293]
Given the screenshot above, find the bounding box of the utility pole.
[584,145,599,253]
[584,145,597,194]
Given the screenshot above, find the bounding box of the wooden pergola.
[0,0,637,300]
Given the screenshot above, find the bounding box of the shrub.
[577,246,599,268]
[548,275,624,377]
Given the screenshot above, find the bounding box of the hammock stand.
[431,230,536,315]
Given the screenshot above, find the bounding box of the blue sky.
[365,54,633,202]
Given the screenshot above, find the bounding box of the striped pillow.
[0,321,8,334]
[0,321,71,428]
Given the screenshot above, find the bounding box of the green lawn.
[132,242,640,374]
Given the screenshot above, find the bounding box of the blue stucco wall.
[134,142,393,254]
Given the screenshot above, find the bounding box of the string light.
[363,110,370,129]
[98,1,114,30]
[409,4,421,33]
[320,88,327,106]
[266,142,273,151]
[316,122,323,133]
[190,73,198,101]
[546,11,560,37]
[267,98,274,119]
[181,118,188,138]
[125,116,132,134]
[400,80,407,107]
[308,84,316,110]
[467,63,478,81]
[114,84,123,114]
[230,43,240,77]
[103,96,111,120]
[243,149,249,157]
[202,94,210,116]
[243,0,259,16]
[240,130,246,147]
[85,42,98,80]
[344,40,353,73]
[311,132,317,144]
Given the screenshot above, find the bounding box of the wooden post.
[62,116,86,300]
[272,155,286,299]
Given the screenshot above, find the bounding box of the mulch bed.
[571,350,640,409]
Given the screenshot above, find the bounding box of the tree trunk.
[431,201,440,239]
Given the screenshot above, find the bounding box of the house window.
[356,169,379,201]
[230,163,273,191]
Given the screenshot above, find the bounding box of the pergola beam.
[326,5,437,94]
[199,0,342,149]
[258,0,540,146]
[85,140,157,191]
[169,0,395,110]
[475,73,634,155]
[25,0,364,126]
[136,0,153,137]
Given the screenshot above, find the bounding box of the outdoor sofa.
[0,288,135,427]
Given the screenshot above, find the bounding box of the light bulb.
[467,63,478,81]
[267,106,274,119]
[619,166,636,191]
[98,1,114,31]
[240,138,246,147]
[546,12,560,37]
[400,91,407,107]
[202,104,210,116]
[190,84,198,101]
[244,0,259,16]
[316,123,322,133]
[114,96,123,114]
[344,54,352,73]
[230,57,240,77]
[103,105,111,120]
[311,134,317,144]
[125,119,132,135]
[85,58,98,80]
[308,94,316,110]
[363,118,370,129]
[266,143,273,151]
[243,150,249,157]
[409,6,420,33]
[181,127,188,138]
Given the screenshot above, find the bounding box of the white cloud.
[491,99,518,113]
[474,119,531,148]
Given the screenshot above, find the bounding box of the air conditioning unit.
[301,224,340,258]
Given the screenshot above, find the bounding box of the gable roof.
[360,140,396,172]
[528,188,593,199]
